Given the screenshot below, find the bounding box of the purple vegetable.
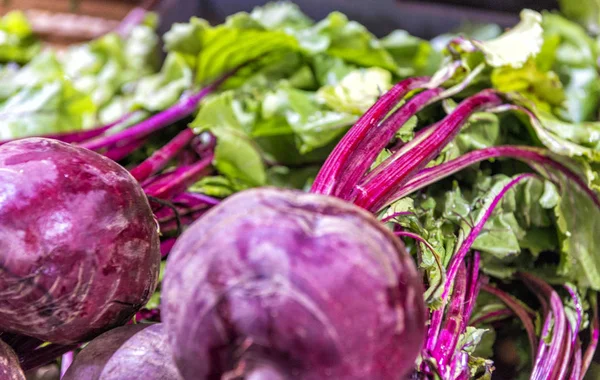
[0,138,160,344]
[0,339,25,380]
[163,188,426,379]
[62,323,181,380]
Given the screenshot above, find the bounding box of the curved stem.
[130,128,196,182]
[481,283,537,362]
[354,90,503,212]
[311,77,430,195]
[387,146,600,208]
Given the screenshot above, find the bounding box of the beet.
[63,323,181,380]
[162,188,426,379]
[0,339,25,380]
[0,138,160,344]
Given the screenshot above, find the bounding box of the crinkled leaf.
[491,59,565,114]
[164,15,300,85]
[518,105,600,162]
[190,91,265,189]
[189,176,236,198]
[381,29,442,76]
[133,52,193,111]
[0,80,96,140]
[542,13,600,122]
[311,12,397,70]
[268,86,357,154]
[316,67,392,114]
[473,9,544,68]
[249,1,313,30]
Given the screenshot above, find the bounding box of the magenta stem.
[481,283,537,362]
[60,351,74,379]
[160,238,177,258]
[462,253,481,333]
[388,145,600,208]
[434,263,467,373]
[334,87,442,200]
[470,308,513,326]
[130,128,196,182]
[354,90,503,212]
[144,153,214,200]
[20,343,79,372]
[103,138,146,161]
[581,293,598,379]
[426,173,533,356]
[520,273,568,380]
[311,77,430,195]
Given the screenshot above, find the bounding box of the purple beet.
[63,323,181,380]
[162,188,426,379]
[0,339,25,380]
[0,138,160,344]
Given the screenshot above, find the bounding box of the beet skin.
[0,138,160,344]
[163,188,426,379]
[0,339,25,380]
[63,323,181,380]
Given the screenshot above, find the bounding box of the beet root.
[0,138,160,344]
[163,188,426,379]
[63,323,181,380]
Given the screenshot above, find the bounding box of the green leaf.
[558,0,600,35]
[473,9,544,68]
[249,1,313,30]
[133,52,193,111]
[0,11,40,64]
[312,12,398,70]
[519,106,600,162]
[542,13,599,122]
[189,176,235,198]
[381,29,442,76]
[316,67,392,114]
[491,59,565,113]
[0,79,96,140]
[62,26,159,112]
[164,15,300,86]
[266,165,320,190]
[282,87,357,153]
[551,162,600,289]
[472,213,524,259]
[190,91,265,189]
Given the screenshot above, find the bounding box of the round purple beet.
[163,188,426,379]
[63,323,181,380]
[0,138,160,344]
[0,339,25,380]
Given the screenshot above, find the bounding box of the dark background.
[157,0,560,39]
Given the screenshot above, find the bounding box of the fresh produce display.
[0,1,599,379]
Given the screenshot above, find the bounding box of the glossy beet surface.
[0,138,160,344]
[163,188,426,379]
[0,339,25,380]
[63,323,181,380]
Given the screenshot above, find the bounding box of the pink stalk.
[60,351,74,379]
[387,146,600,208]
[130,128,196,182]
[311,77,430,195]
[354,90,503,212]
[481,283,537,361]
[144,153,214,200]
[581,294,599,379]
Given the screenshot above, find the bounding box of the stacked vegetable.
[1,2,600,379]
